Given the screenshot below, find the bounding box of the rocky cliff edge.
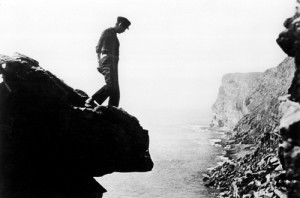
[0,53,154,198]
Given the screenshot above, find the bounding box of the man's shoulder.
[101,28,115,36]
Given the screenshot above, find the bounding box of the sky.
[0,0,295,125]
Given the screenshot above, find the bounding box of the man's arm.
[96,30,113,54]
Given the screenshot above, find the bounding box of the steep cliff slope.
[233,57,294,143]
[0,53,153,198]
[211,57,294,130]
[211,72,262,129]
[205,57,295,197]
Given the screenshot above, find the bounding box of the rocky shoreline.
[204,127,284,197]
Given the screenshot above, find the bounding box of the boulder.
[0,53,153,198]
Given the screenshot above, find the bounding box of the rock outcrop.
[0,53,153,198]
[278,98,300,198]
[276,15,300,198]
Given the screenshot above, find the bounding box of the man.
[86,16,131,107]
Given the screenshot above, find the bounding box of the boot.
[85,98,97,108]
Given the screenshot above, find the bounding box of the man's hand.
[100,53,108,59]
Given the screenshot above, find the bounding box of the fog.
[0,0,293,125]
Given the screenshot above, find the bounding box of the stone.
[0,53,154,198]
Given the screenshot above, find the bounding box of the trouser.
[91,55,120,107]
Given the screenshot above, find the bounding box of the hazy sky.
[0,0,294,124]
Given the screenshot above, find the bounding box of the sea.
[96,112,225,198]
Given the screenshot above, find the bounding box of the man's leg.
[108,58,120,107]
[91,85,110,105]
[92,68,112,105]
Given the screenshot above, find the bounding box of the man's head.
[115,16,131,33]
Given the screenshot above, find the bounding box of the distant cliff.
[233,57,294,143]
[211,72,262,129]
[211,57,295,130]
[0,53,153,198]
[205,57,296,197]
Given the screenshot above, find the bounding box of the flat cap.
[117,16,131,29]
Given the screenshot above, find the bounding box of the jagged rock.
[277,15,300,198]
[0,53,153,198]
[279,99,300,198]
[274,189,287,198]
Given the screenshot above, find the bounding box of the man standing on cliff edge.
[86,16,131,108]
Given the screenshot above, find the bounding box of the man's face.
[116,23,127,34]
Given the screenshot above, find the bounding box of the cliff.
[211,57,295,130]
[204,57,296,197]
[233,57,294,144]
[204,12,300,197]
[211,72,262,129]
[0,53,154,198]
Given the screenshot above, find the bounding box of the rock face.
[211,57,295,130]
[0,53,153,198]
[233,57,294,144]
[276,15,300,198]
[211,72,262,128]
[205,57,296,197]
[278,98,300,198]
[206,14,300,198]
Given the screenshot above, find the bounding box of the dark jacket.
[96,28,119,57]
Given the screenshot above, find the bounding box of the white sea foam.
[209,138,222,146]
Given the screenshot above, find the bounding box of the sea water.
[96,114,224,198]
